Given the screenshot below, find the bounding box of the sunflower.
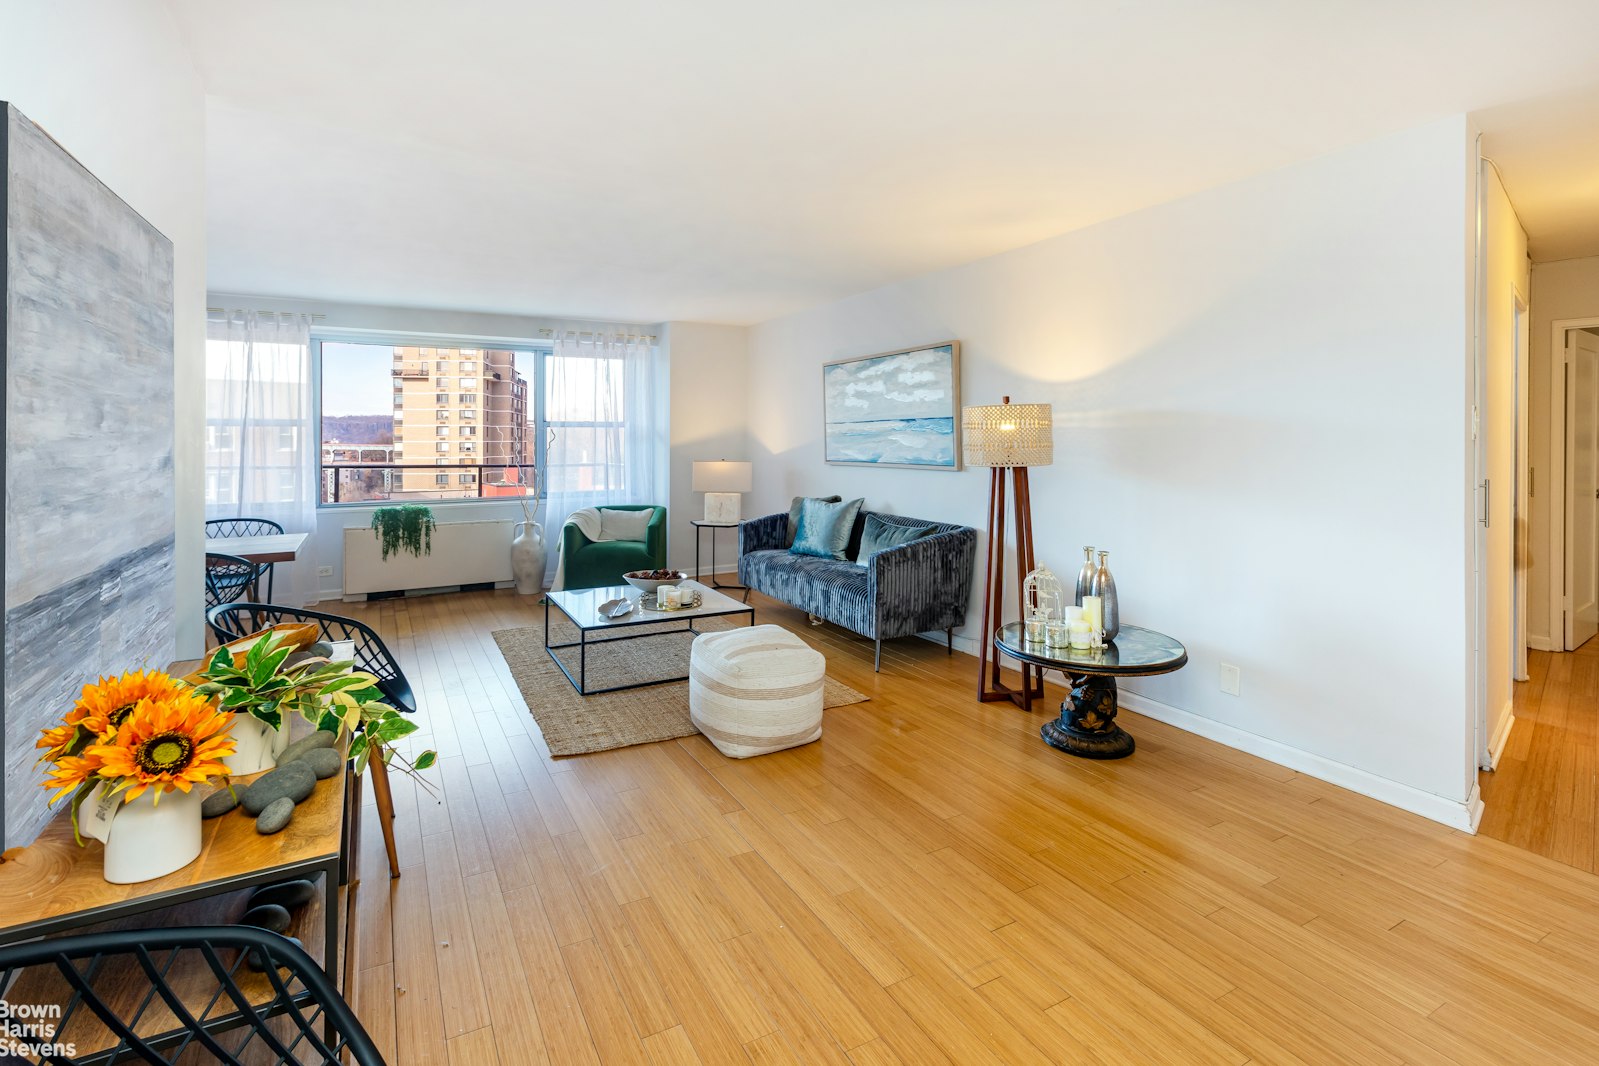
[41,752,106,806]
[73,670,187,741]
[87,690,236,803]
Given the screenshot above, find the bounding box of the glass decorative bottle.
[1090,550,1119,640]
[1075,546,1096,606]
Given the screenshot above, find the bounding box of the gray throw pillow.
[786,494,842,547]
[790,497,864,561]
[857,514,935,561]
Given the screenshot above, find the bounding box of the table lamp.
[963,397,1053,708]
[693,460,753,523]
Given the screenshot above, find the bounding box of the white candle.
[1069,621,1092,649]
[1063,605,1084,624]
[659,585,679,608]
[1081,595,1102,633]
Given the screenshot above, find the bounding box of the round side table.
[993,623,1188,759]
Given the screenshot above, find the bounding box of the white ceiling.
[169,0,1599,325]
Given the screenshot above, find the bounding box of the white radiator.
[343,520,514,598]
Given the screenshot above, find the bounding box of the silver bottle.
[1075,546,1096,606]
[1090,550,1119,640]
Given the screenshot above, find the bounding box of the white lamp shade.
[693,460,753,493]
[961,401,1053,468]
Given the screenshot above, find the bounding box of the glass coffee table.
[544,580,754,695]
[993,622,1187,759]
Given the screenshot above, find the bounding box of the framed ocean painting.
[823,342,961,470]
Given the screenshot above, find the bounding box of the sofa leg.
[946,627,953,655]
[874,636,882,672]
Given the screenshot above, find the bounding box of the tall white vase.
[224,715,289,775]
[511,521,547,596]
[102,788,203,884]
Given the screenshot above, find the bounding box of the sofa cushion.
[786,495,842,548]
[791,497,863,561]
[597,507,652,543]
[742,550,871,632]
[858,513,935,560]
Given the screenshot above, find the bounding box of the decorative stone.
[298,747,344,780]
[240,904,292,935]
[255,797,295,835]
[201,788,238,819]
[278,729,338,767]
[248,879,316,911]
[240,762,316,815]
[247,935,303,972]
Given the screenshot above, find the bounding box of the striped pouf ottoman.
[689,625,825,758]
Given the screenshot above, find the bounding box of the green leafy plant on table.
[370,504,436,561]
[190,632,437,787]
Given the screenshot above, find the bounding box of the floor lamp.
[963,397,1054,707]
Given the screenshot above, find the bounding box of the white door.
[1569,330,1599,650]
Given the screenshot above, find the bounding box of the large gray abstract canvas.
[2,103,176,848]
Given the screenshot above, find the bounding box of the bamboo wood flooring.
[337,586,1599,1065]
[1478,637,1599,873]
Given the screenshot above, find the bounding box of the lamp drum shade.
[962,402,1053,468]
[692,460,754,493]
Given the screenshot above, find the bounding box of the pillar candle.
[1081,595,1102,633]
[1069,621,1092,649]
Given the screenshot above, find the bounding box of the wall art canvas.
[1,102,177,849]
[823,341,961,469]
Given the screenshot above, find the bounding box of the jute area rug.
[492,614,869,757]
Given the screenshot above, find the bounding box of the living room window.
[317,335,545,504]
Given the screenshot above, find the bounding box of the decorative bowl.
[623,569,687,595]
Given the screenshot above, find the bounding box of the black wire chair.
[0,925,386,1065]
[205,553,259,611]
[206,518,285,601]
[206,603,416,715]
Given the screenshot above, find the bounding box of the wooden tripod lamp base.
[962,397,1054,710]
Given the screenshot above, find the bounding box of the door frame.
[1549,317,1599,650]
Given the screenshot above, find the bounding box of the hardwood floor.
[1478,638,1599,873]
[336,587,1599,1065]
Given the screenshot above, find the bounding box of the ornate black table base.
[1039,673,1136,759]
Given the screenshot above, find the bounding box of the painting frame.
[822,341,962,471]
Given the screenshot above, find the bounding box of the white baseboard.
[1527,634,1557,653]
[1484,706,1516,771]
[1117,691,1479,832]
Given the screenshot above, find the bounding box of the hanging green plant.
[370,505,436,560]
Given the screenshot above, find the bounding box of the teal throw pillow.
[858,514,935,560]
[787,494,842,547]
[790,497,864,561]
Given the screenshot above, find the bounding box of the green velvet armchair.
[560,505,668,591]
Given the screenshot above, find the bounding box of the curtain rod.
[207,306,327,321]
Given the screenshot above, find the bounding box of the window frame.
[312,329,549,509]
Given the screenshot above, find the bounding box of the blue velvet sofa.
[738,509,977,670]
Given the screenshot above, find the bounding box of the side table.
[691,519,748,597]
[993,622,1188,758]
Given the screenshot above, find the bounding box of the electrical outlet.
[1219,662,1241,696]
[317,566,334,577]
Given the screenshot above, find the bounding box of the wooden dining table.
[204,530,308,564]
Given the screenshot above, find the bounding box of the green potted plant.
[190,632,436,785]
[370,504,436,560]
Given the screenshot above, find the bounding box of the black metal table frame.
[690,520,749,597]
[544,593,755,695]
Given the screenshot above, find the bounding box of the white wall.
[1,2,207,655]
[747,117,1479,825]
[663,322,751,574]
[1480,166,1529,763]
[1528,255,1599,646]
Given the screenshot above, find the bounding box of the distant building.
[389,347,530,498]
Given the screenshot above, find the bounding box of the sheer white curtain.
[542,327,667,578]
[204,310,319,605]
